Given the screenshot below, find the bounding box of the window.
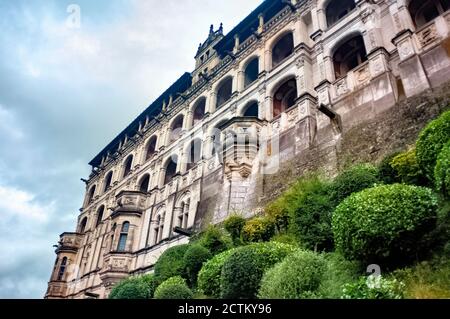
[145,136,157,161]
[326,0,356,27]
[117,222,130,252]
[87,185,96,204]
[187,139,202,171]
[153,214,165,244]
[96,206,104,227]
[79,217,88,233]
[178,200,190,229]
[409,0,450,28]
[244,58,259,88]
[57,257,68,281]
[164,156,178,185]
[103,171,113,193]
[139,174,150,193]
[242,101,259,117]
[333,35,367,79]
[273,78,298,118]
[272,33,294,68]
[216,77,233,108]
[170,115,184,143]
[123,155,133,178]
[192,98,206,126]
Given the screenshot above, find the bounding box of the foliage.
[223,214,246,245]
[265,198,290,233]
[270,233,300,247]
[329,164,380,205]
[154,276,193,299]
[390,147,428,186]
[154,244,189,284]
[109,274,156,299]
[220,242,296,299]
[435,141,450,198]
[258,250,326,299]
[318,253,361,298]
[332,184,438,266]
[288,176,335,251]
[197,249,236,298]
[197,225,230,255]
[341,276,404,299]
[183,244,211,288]
[416,110,450,179]
[378,152,401,184]
[242,217,275,243]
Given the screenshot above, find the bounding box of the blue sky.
[0,0,262,298]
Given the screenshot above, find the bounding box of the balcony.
[99,252,132,288]
[331,61,371,102]
[111,190,148,218]
[414,11,450,52]
[56,232,83,253]
[45,281,68,299]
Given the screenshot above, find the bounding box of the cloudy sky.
[0,0,262,299]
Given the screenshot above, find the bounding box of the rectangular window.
[117,234,127,251]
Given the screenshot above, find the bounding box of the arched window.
[57,257,68,281]
[187,139,203,171]
[409,0,449,28]
[242,101,259,117]
[123,155,133,178]
[96,206,104,227]
[210,120,227,158]
[103,171,113,193]
[273,78,298,118]
[169,115,184,143]
[192,98,206,127]
[216,77,233,109]
[87,185,96,204]
[117,222,130,252]
[326,0,356,27]
[145,136,157,161]
[272,33,294,68]
[153,214,165,244]
[164,156,178,185]
[139,174,150,193]
[178,199,190,229]
[244,58,259,88]
[79,217,88,233]
[333,35,367,79]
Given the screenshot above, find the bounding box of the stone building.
[45,0,450,298]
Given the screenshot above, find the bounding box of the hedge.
[242,217,275,243]
[183,244,211,288]
[153,244,189,284]
[390,147,427,186]
[109,274,156,299]
[154,276,193,299]
[435,141,450,197]
[223,214,246,245]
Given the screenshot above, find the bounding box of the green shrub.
[258,250,326,299]
[289,176,334,251]
[154,276,193,299]
[341,276,404,299]
[197,249,236,298]
[378,152,401,184]
[197,225,230,255]
[329,164,380,205]
[154,244,189,284]
[242,217,275,243]
[265,198,290,233]
[390,147,428,185]
[318,253,361,298]
[109,274,156,299]
[416,110,450,179]
[223,214,246,245]
[220,242,296,299]
[183,244,211,288]
[270,233,300,247]
[435,141,450,197]
[332,184,438,266]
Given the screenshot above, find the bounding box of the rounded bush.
[109,274,156,299]
[416,110,450,179]
[154,244,189,284]
[223,214,246,244]
[197,226,230,255]
[154,276,193,299]
[183,244,211,288]
[329,164,380,205]
[258,250,326,299]
[435,141,450,197]
[242,217,275,243]
[197,249,236,298]
[332,184,438,266]
[220,242,296,299]
[390,147,427,186]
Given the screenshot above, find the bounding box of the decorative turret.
[194,23,224,73]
